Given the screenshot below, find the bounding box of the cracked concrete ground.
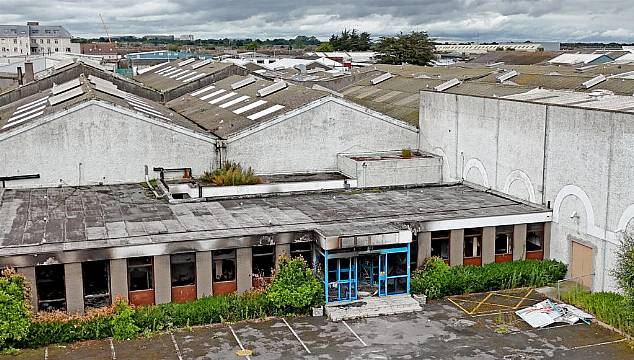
[3,299,632,359]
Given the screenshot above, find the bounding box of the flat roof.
[0,183,549,256]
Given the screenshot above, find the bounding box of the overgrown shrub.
[411,258,567,299]
[0,268,31,350]
[562,287,634,337]
[612,233,634,306]
[199,162,262,186]
[401,148,413,158]
[266,256,324,315]
[111,298,139,340]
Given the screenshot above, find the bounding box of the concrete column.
[236,247,253,293]
[449,229,464,266]
[64,263,84,314]
[154,255,171,304]
[543,222,552,259]
[482,227,496,265]
[276,243,290,269]
[110,259,128,302]
[196,251,213,298]
[17,267,38,312]
[513,224,527,261]
[417,232,432,268]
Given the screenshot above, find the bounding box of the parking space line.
[282,318,311,354]
[44,347,48,360]
[228,324,252,360]
[472,310,517,317]
[109,338,117,360]
[570,338,626,350]
[534,323,583,331]
[342,320,368,347]
[170,333,183,360]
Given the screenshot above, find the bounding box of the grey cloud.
[0,0,632,41]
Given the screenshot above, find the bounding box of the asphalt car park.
[4,297,633,360]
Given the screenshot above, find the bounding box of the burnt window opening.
[171,253,196,287]
[128,257,154,291]
[290,242,313,268]
[252,245,275,278]
[35,264,66,311]
[213,249,236,282]
[495,225,514,255]
[464,228,482,258]
[82,261,111,309]
[409,238,418,270]
[431,231,450,260]
[527,223,545,251]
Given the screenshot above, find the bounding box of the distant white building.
[179,35,194,41]
[435,43,545,54]
[0,22,77,57]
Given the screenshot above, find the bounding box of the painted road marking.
[44,347,48,360]
[570,338,626,350]
[342,320,368,347]
[228,324,252,360]
[171,333,183,360]
[109,338,117,360]
[282,318,311,354]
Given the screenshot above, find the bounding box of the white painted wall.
[419,91,634,292]
[0,102,216,187]
[227,98,419,174]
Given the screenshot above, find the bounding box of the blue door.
[378,246,411,297]
[328,257,358,302]
[378,253,388,296]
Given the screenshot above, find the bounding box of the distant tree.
[245,42,258,51]
[375,31,435,66]
[329,29,371,51]
[167,43,181,52]
[316,42,334,52]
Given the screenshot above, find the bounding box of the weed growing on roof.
[199,162,262,186]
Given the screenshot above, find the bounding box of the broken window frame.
[290,242,313,268]
[170,253,196,287]
[35,264,66,311]
[213,249,237,282]
[252,245,276,278]
[527,223,544,252]
[464,228,482,258]
[431,230,451,261]
[82,260,111,310]
[127,257,154,291]
[495,225,514,255]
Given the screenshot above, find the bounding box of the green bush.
[266,256,324,315]
[612,233,634,306]
[111,298,139,340]
[562,287,634,337]
[411,258,567,299]
[200,162,262,186]
[0,269,31,350]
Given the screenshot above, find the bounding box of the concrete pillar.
[64,263,84,314]
[513,224,527,261]
[276,243,290,269]
[154,255,171,304]
[236,247,252,293]
[196,251,213,298]
[482,227,496,265]
[417,232,432,268]
[449,229,464,266]
[17,267,38,312]
[110,259,128,302]
[543,222,552,259]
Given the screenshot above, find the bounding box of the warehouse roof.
[133,59,235,92]
[0,183,549,255]
[503,88,634,113]
[166,74,329,138]
[469,51,563,65]
[0,74,203,135]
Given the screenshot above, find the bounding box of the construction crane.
[99,14,112,44]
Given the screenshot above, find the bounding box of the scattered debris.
[516,300,594,328]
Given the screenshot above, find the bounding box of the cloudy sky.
[1,0,633,42]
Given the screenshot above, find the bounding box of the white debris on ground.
[516,299,594,328]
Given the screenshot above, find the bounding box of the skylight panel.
[191,59,212,69]
[190,85,216,96]
[2,111,44,130]
[246,104,285,120]
[48,86,84,105]
[233,100,267,114]
[9,105,46,121]
[155,66,174,74]
[219,95,250,108]
[200,89,226,100]
[434,78,461,92]
[182,73,207,82]
[496,70,519,83]
[231,76,256,90]
[178,58,196,67]
[257,81,287,97]
[208,92,237,104]
[168,69,190,78]
[174,70,196,80]
[582,74,607,89]
[370,72,392,85]
[51,78,81,95]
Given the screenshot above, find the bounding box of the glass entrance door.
[327,257,358,302]
[378,246,411,297]
[378,253,388,297]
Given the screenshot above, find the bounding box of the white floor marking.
[535,323,583,331]
[570,338,626,350]
[44,347,48,360]
[171,333,183,360]
[109,338,117,360]
[228,324,252,360]
[342,320,368,346]
[282,318,311,354]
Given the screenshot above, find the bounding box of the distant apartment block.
[0,21,75,57]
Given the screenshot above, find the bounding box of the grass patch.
[199,162,262,186]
